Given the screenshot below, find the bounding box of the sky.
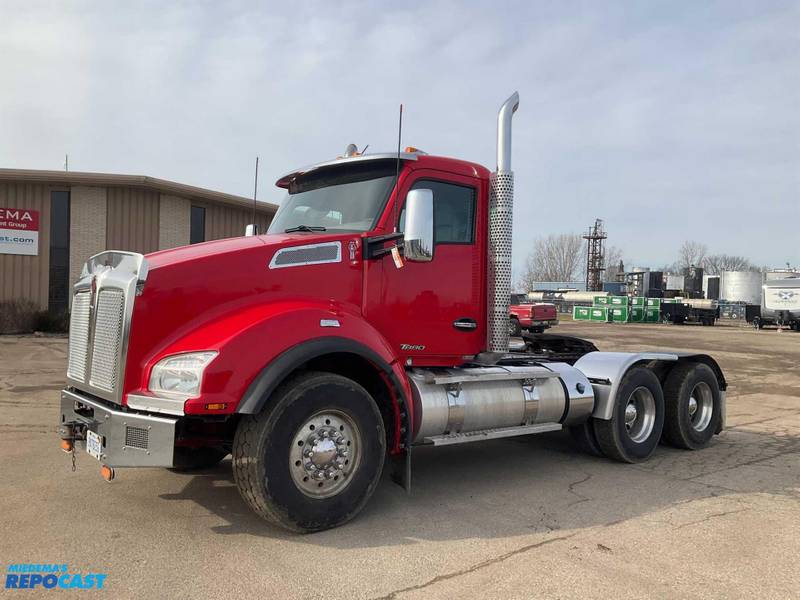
[1,1,798,280]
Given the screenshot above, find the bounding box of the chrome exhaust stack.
[487,92,519,353]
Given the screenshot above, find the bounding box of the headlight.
[149,352,218,398]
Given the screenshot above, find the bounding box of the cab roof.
[276,152,490,189]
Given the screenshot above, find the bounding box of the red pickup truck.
[509,294,558,336]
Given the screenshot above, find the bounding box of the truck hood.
[123,231,364,399]
[145,232,345,270]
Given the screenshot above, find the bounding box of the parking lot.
[1,322,798,599]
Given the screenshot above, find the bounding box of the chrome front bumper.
[60,389,177,467]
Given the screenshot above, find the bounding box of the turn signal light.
[100,465,115,482]
[205,403,227,411]
[60,439,73,452]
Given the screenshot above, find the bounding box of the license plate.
[86,430,103,461]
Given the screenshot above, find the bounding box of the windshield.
[268,161,397,234]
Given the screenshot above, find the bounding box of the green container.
[590,307,608,322]
[630,297,645,306]
[644,307,661,322]
[573,306,592,321]
[646,298,662,308]
[629,307,645,322]
[594,296,609,305]
[609,307,629,322]
[609,296,630,306]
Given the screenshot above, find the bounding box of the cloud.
[0,0,797,273]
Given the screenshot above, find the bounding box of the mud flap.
[388,447,411,494]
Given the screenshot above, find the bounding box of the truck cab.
[60,93,727,532]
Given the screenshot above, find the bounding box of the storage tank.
[561,290,607,303]
[720,271,763,304]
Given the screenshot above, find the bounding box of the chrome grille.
[66,292,92,382]
[89,289,126,393]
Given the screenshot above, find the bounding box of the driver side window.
[398,179,476,244]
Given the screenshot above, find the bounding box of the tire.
[232,371,386,533]
[662,363,721,450]
[594,367,664,463]
[568,420,604,458]
[169,447,228,471]
[508,317,522,337]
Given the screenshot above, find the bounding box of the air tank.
[719,271,763,304]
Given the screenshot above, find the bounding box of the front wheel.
[594,367,664,463]
[232,371,386,533]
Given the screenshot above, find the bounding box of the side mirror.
[245,224,259,237]
[403,189,434,262]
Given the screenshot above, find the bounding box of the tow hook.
[59,421,85,472]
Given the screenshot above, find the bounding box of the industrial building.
[0,169,276,316]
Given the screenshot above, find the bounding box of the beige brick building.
[0,169,276,315]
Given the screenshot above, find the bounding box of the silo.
[719,271,763,304]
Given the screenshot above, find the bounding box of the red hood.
[123,231,364,400]
[145,232,345,270]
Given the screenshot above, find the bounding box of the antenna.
[392,104,403,232]
[252,156,259,228]
[64,154,69,172]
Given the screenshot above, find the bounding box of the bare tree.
[677,240,708,270]
[518,234,584,290]
[604,245,625,282]
[703,254,754,275]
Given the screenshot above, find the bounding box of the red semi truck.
[59,93,726,532]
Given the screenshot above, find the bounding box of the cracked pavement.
[1,322,798,598]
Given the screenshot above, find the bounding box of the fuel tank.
[407,364,594,443]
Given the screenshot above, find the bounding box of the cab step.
[423,422,562,446]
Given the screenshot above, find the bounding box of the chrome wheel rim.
[289,409,361,499]
[688,382,713,432]
[623,386,656,443]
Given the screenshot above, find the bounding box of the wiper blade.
[284,225,327,233]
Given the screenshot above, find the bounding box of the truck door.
[363,171,485,364]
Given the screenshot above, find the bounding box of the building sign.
[0,207,39,256]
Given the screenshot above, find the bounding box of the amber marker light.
[205,403,227,411]
[100,465,115,482]
[60,439,73,452]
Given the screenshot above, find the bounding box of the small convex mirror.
[403,189,434,262]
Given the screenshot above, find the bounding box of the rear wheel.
[568,420,604,457]
[508,317,522,337]
[232,371,385,533]
[662,363,721,449]
[594,367,664,463]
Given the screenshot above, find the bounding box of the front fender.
[135,300,405,416]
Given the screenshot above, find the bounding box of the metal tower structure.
[583,218,607,292]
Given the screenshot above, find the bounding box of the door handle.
[453,318,478,331]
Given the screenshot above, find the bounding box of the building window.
[190,206,205,244]
[48,191,70,315]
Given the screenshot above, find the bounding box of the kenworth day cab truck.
[59,93,726,532]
